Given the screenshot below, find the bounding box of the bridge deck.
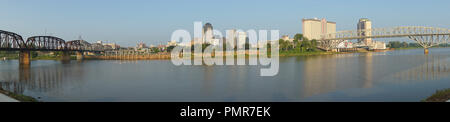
[322,33,450,41]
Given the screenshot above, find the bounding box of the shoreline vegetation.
[0,52,77,60]
[0,88,38,102]
[2,46,449,61]
[423,88,450,102]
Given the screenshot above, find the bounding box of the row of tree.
[279,34,319,52]
[176,33,320,53]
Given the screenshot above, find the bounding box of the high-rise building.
[302,18,336,40]
[237,31,247,48]
[226,29,237,47]
[202,23,214,44]
[357,18,372,45]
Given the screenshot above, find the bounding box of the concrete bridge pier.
[19,50,31,66]
[60,51,71,63]
[76,51,84,60]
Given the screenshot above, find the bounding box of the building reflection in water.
[302,55,338,97]
[361,52,373,88]
[300,53,375,98]
[203,65,214,95]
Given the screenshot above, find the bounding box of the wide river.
[1,48,450,102]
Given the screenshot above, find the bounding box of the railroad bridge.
[1,30,110,65]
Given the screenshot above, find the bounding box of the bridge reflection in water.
[299,52,450,98]
[0,62,86,97]
[393,55,449,81]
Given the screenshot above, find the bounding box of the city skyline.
[1,0,450,46]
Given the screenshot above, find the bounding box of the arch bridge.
[319,26,450,53]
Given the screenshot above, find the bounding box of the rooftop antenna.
[44,29,54,36]
[78,35,83,40]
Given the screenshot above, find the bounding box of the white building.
[337,40,353,48]
[95,41,120,49]
[302,18,336,40]
[372,41,387,50]
[210,39,220,46]
[281,35,294,42]
[167,40,178,47]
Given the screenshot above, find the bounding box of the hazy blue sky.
[1,0,449,46]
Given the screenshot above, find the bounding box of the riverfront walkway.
[0,93,18,102]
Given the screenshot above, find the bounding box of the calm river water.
[1,48,450,102]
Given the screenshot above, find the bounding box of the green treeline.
[279,34,319,53]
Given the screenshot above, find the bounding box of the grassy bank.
[0,88,38,102]
[423,88,450,102]
[0,55,18,60]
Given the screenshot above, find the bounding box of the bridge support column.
[76,51,84,60]
[424,48,429,55]
[19,50,31,66]
[60,51,71,62]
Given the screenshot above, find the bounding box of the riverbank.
[0,92,18,102]
[4,47,441,61]
[84,53,171,60]
[279,51,343,56]
[423,88,450,102]
[0,88,38,102]
[390,47,422,50]
[0,51,364,61]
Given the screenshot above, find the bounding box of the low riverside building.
[281,35,294,42]
[337,40,354,48]
[96,40,121,49]
[167,40,178,47]
[371,41,387,50]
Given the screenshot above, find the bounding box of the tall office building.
[237,31,247,48]
[226,29,237,47]
[357,18,372,45]
[202,23,214,44]
[302,18,336,40]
